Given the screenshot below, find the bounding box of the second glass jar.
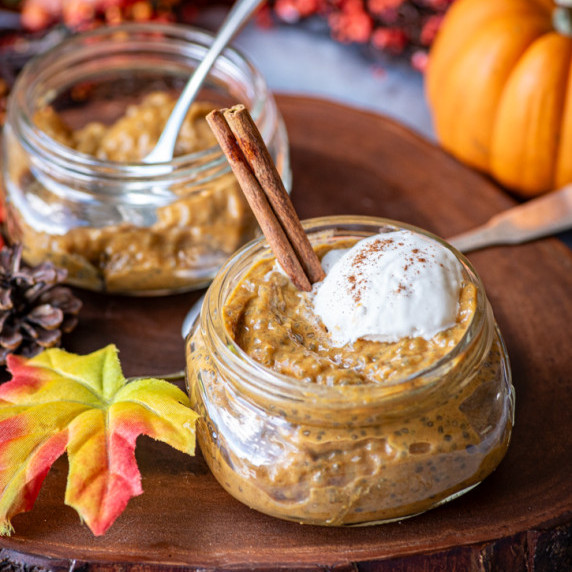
[2,23,290,295]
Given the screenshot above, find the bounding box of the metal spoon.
[143,0,264,164]
[448,184,572,253]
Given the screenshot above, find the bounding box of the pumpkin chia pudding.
[4,93,256,294]
[186,217,514,526]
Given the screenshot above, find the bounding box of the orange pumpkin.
[426,0,572,197]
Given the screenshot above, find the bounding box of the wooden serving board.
[1,96,571,571]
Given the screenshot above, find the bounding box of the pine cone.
[0,244,82,364]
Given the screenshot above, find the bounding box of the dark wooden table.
[1,96,571,571]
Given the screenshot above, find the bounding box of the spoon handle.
[143,0,264,163]
[448,184,572,253]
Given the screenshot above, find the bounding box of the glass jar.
[186,216,515,526]
[1,23,290,295]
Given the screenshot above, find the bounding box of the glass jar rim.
[198,215,492,409]
[7,22,271,179]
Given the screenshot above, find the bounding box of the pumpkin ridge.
[426,0,548,106]
[431,15,550,172]
[554,57,572,188]
[491,32,572,195]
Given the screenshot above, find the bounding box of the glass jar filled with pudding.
[1,23,290,295]
[186,216,515,526]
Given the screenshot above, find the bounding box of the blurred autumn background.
[6,0,570,199]
[0,0,454,119]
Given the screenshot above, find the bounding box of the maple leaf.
[0,344,198,536]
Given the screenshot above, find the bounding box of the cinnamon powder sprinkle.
[346,238,396,303]
[344,237,442,302]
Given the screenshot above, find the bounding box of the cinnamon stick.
[206,105,325,291]
[222,105,325,285]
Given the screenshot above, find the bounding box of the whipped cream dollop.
[312,229,464,346]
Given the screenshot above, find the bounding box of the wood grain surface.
[1,96,571,571]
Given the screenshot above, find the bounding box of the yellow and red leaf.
[0,345,197,536]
